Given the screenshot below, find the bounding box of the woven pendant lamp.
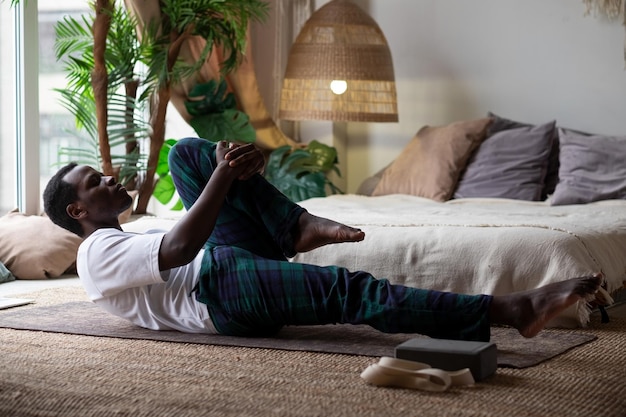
[279,0,398,123]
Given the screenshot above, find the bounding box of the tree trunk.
[124,79,139,156]
[92,0,113,176]
[123,78,140,191]
[134,28,189,214]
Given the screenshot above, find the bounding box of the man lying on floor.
[43,137,602,341]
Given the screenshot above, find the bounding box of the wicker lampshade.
[279,0,398,123]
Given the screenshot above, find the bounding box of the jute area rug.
[1,286,625,417]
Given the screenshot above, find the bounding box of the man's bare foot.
[293,212,365,253]
[490,274,603,338]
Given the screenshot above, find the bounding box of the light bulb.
[330,80,347,95]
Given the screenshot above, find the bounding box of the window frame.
[12,0,40,214]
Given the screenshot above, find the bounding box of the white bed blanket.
[292,194,626,327]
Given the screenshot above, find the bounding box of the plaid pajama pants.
[169,137,493,341]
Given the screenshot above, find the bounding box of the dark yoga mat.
[0,301,597,368]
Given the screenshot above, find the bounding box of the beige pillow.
[0,210,83,279]
[372,118,493,201]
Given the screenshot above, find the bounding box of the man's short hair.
[43,163,83,236]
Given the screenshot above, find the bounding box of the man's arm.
[157,141,265,271]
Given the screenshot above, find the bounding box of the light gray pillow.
[453,120,556,201]
[488,112,560,199]
[550,128,626,205]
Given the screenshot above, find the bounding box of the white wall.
[252,0,626,193]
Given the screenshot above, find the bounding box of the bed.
[291,114,626,327]
[292,194,626,327]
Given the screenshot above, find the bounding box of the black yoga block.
[395,338,497,381]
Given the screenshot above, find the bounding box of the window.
[0,0,90,215]
[39,2,92,200]
[0,1,188,216]
[0,3,17,214]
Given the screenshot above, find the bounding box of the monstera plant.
[185,79,257,145]
[264,141,342,202]
[152,79,257,209]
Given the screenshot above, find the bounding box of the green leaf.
[189,110,256,143]
[264,143,343,202]
[185,79,237,116]
[275,171,327,202]
[264,147,305,182]
[171,199,185,211]
[263,146,289,182]
[264,147,325,201]
[306,140,339,172]
[54,14,93,61]
[157,139,178,178]
[153,174,176,205]
[153,139,184,209]
[184,79,254,143]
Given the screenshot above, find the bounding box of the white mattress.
[292,194,626,327]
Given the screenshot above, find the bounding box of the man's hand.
[160,141,265,271]
[216,141,265,180]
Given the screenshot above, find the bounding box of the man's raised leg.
[169,137,364,258]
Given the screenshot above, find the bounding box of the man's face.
[63,165,133,220]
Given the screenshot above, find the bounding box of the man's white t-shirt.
[77,227,217,333]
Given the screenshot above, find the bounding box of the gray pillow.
[488,113,560,198]
[356,164,389,196]
[453,120,556,201]
[550,128,626,205]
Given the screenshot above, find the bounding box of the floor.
[0,275,82,298]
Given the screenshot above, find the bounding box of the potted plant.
[30,0,269,213]
[8,0,342,208]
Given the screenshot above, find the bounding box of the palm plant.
[14,0,269,214]
[54,5,150,188]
